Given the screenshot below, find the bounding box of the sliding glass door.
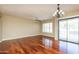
[58,17,79,44]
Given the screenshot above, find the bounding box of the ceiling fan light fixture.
[53,4,64,18]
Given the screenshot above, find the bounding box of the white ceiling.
[0,4,79,20]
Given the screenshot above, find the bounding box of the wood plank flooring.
[0,35,64,54]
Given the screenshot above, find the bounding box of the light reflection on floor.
[59,41,79,54]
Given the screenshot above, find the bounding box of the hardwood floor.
[0,35,64,54]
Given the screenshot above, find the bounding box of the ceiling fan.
[53,4,64,18]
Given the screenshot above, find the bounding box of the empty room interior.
[0,4,79,54]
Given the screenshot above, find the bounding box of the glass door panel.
[68,18,78,43]
[59,20,67,41]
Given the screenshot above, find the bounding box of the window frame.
[42,22,53,34]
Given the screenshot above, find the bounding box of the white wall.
[2,15,41,40]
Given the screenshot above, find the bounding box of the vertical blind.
[58,17,79,44]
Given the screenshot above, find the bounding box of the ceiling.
[0,4,79,20]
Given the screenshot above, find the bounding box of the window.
[58,17,79,44]
[42,23,52,33]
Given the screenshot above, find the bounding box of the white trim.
[2,34,54,41]
[2,34,42,41]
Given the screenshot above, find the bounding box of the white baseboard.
[2,34,42,41]
[2,34,54,41]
